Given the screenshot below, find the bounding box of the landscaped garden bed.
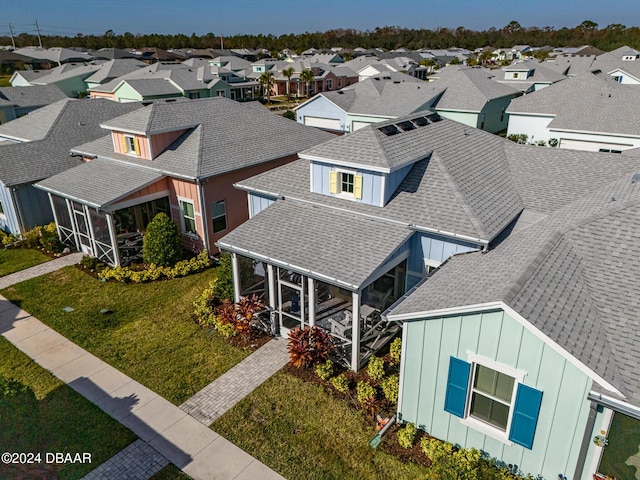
[0,337,136,479]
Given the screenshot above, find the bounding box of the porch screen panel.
[89,209,111,245]
[51,196,73,230]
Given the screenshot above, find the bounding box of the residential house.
[386,162,640,480]
[506,72,640,151]
[0,49,48,73]
[131,47,185,64]
[9,69,49,87]
[35,97,333,265]
[499,59,567,92]
[505,45,533,60]
[427,66,521,133]
[294,73,445,132]
[0,85,66,124]
[83,59,148,90]
[13,46,94,67]
[546,46,640,85]
[339,56,431,81]
[20,62,103,97]
[0,98,143,235]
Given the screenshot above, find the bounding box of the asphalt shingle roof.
[0,99,143,185]
[217,199,414,289]
[0,98,69,141]
[0,84,66,108]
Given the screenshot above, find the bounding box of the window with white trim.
[326,79,333,90]
[340,172,354,194]
[125,135,136,154]
[468,364,515,431]
[179,199,197,235]
[212,199,227,233]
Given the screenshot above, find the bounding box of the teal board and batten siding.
[406,232,478,288]
[399,309,594,480]
[248,192,276,218]
[311,161,384,207]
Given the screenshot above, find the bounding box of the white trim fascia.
[309,163,313,193]
[299,153,391,174]
[32,185,101,209]
[459,416,514,447]
[106,189,170,212]
[233,183,281,199]
[347,112,395,120]
[386,301,504,322]
[410,223,488,246]
[466,352,527,382]
[360,249,410,291]
[379,174,386,206]
[606,69,640,83]
[99,123,199,137]
[505,111,556,119]
[587,391,640,419]
[550,127,640,140]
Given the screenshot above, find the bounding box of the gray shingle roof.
[0,99,143,185]
[0,84,66,108]
[29,62,102,85]
[507,72,640,136]
[217,199,414,289]
[0,98,69,141]
[388,174,640,407]
[84,58,147,84]
[35,158,164,208]
[299,73,444,117]
[120,78,182,97]
[74,97,334,180]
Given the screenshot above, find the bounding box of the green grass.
[0,248,50,276]
[0,337,136,479]
[150,464,192,479]
[1,266,250,405]
[599,412,640,479]
[212,372,430,480]
[0,75,11,87]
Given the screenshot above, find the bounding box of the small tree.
[142,213,182,266]
[259,71,275,103]
[282,66,295,99]
[300,69,315,98]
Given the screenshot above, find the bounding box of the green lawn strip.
[212,372,430,480]
[0,337,136,479]
[0,76,10,87]
[0,266,249,405]
[150,464,192,479]
[0,248,50,277]
[599,412,640,479]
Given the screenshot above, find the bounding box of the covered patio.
[217,199,414,370]
[35,159,167,266]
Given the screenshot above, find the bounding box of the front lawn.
[1,266,250,405]
[212,371,430,480]
[599,412,640,480]
[0,248,50,277]
[0,337,136,479]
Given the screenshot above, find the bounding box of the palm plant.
[282,66,295,100]
[259,71,275,103]
[300,69,315,98]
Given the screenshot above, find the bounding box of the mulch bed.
[228,328,272,351]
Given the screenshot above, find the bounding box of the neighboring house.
[88,63,233,102]
[507,72,640,151]
[0,49,48,72]
[0,85,66,124]
[34,97,333,264]
[339,56,431,81]
[294,73,445,132]
[427,66,521,133]
[9,69,49,87]
[386,166,640,480]
[0,98,143,235]
[13,46,94,67]
[546,45,640,85]
[505,45,533,60]
[25,62,103,97]
[499,59,567,92]
[131,47,185,64]
[83,59,148,90]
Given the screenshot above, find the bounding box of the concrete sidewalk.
[0,297,285,480]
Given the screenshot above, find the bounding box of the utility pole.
[34,19,42,47]
[8,23,16,50]
[220,35,223,50]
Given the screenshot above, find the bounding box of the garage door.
[304,116,342,131]
[352,121,376,131]
[559,138,631,153]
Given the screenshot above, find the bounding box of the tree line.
[2,21,638,54]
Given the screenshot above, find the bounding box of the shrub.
[506,133,528,144]
[233,294,264,335]
[548,138,559,147]
[367,355,385,381]
[213,253,256,301]
[142,213,183,266]
[315,359,334,380]
[99,250,212,283]
[193,280,218,327]
[20,223,63,252]
[397,422,417,449]
[381,374,399,405]
[535,140,547,146]
[356,381,376,405]
[330,373,350,393]
[213,300,239,338]
[282,110,296,120]
[421,437,481,479]
[390,337,402,365]
[80,255,105,272]
[287,326,334,368]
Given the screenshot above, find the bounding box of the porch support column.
[231,252,241,303]
[47,193,61,239]
[307,277,316,327]
[351,291,361,371]
[106,213,121,267]
[84,205,99,260]
[267,263,277,335]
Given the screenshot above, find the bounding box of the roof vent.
[632,173,640,183]
[165,98,177,102]
[412,116,429,127]
[393,80,401,84]
[378,125,400,136]
[337,90,344,94]
[397,120,416,131]
[426,113,442,122]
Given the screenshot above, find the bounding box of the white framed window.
[326,79,333,90]
[467,363,516,431]
[125,135,136,154]
[179,199,197,235]
[329,169,362,200]
[340,172,354,194]
[212,199,227,233]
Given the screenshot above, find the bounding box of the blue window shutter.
[509,384,543,449]
[444,356,471,418]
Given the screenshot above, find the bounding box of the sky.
[2,0,638,38]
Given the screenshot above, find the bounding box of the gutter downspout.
[197,179,210,254]
[11,187,27,235]
[573,401,599,480]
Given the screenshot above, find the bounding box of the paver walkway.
[0,252,83,289]
[0,254,286,480]
[180,336,290,425]
[81,440,168,480]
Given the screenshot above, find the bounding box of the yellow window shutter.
[133,137,141,156]
[120,134,127,153]
[354,175,363,199]
[329,171,338,194]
